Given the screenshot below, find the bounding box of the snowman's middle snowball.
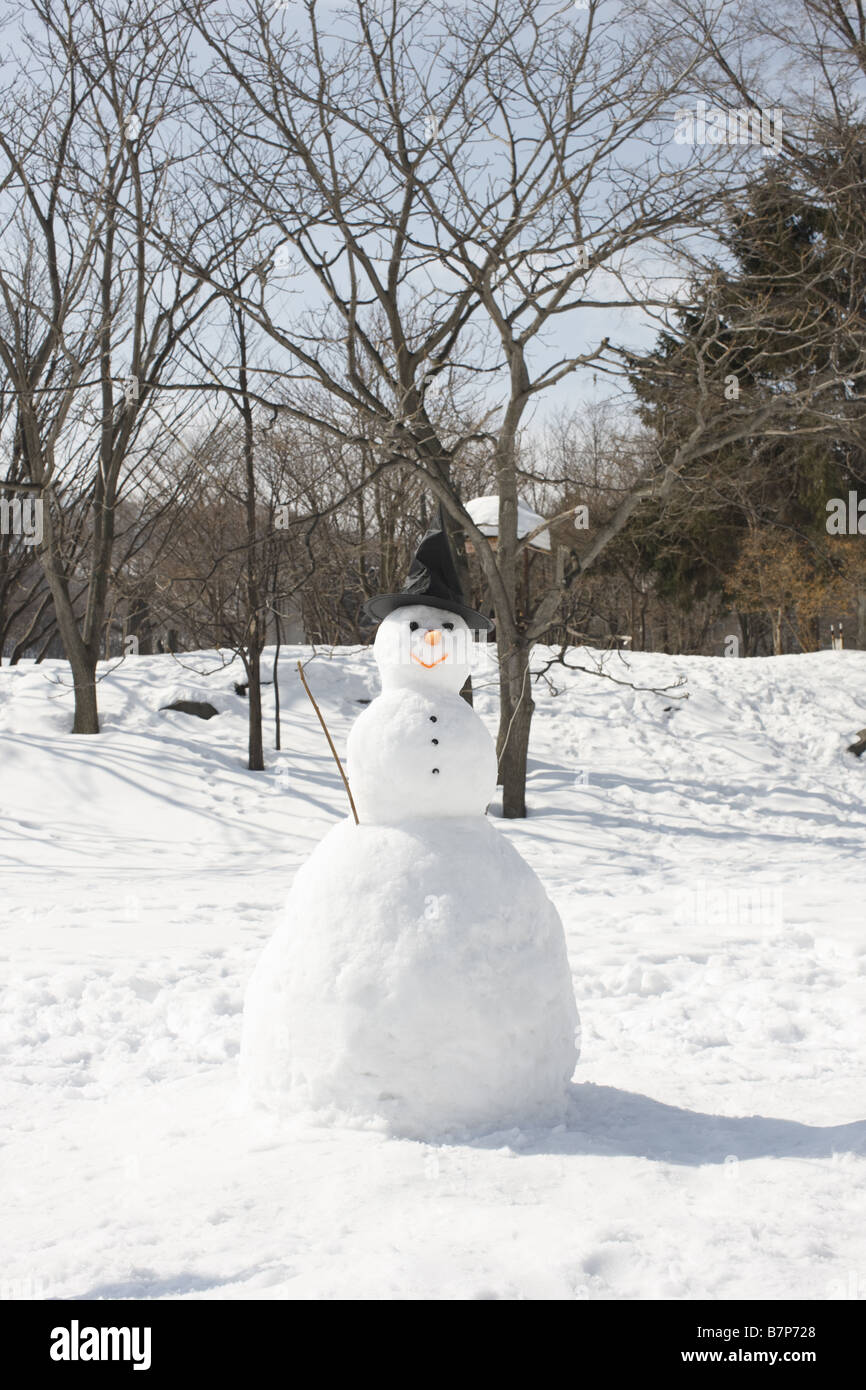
[347,685,497,823]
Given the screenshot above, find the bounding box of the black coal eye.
[409,621,419,631]
[443,622,454,630]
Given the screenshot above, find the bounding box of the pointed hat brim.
[362,593,494,631]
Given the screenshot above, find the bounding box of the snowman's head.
[373,604,475,693]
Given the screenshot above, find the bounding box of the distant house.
[464,495,552,553]
[463,495,555,629]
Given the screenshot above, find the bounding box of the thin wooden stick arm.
[297,660,360,825]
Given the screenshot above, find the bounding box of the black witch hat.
[362,507,494,631]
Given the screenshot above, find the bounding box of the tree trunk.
[857,583,866,650]
[39,533,100,733]
[246,639,265,771]
[273,609,282,750]
[497,641,533,819]
[237,309,265,772]
[70,653,99,734]
[56,601,99,732]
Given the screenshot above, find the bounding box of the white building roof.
[464,495,552,552]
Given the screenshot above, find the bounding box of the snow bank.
[1,643,865,1299]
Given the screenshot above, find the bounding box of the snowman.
[240,517,579,1139]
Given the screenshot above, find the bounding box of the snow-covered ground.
[1,642,864,1301]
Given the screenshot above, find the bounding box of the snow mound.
[240,816,579,1139]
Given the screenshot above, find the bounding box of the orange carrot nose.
[424,629,442,646]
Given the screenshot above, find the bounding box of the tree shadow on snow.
[492,1082,866,1165]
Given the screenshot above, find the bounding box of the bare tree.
[175,0,749,814]
[0,0,247,730]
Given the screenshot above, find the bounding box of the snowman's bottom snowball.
[240,817,579,1139]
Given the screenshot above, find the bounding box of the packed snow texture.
[241,818,579,1138]
[1,642,865,1299]
[347,688,497,821]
